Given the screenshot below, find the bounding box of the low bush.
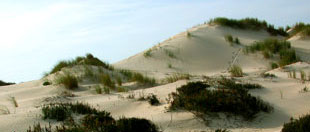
[94,85,102,94]
[144,49,152,58]
[290,22,310,37]
[99,74,115,89]
[282,114,310,132]
[262,73,276,78]
[43,81,51,86]
[271,62,279,69]
[55,73,78,90]
[147,94,160,106]
[225,35,233,43]
[229,65,243,77]
[169,80,272,120]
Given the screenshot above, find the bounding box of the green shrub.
[104,86,110,94]
[234,37,240,44]
[82,111,116,131]
[271,62,279,69]
[99,74,115,89]
[209,17,288,36]
[117,87,128,92]
[169,81,272,120]
[229,65,243,77]
[262,73,276,78]
[117,117,158,132]
[282,114,310,132]
[225,35,233,43]
[147,94,160,106]
[94,85,102,94]
[116,76,122,86]
[144,49,152,58]
[168,63,172,69]
[263,50,271,59]
[186,31,192,38]
[55,73,78,90]
[43,81,51,86]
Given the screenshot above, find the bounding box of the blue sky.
[1,0,310,83]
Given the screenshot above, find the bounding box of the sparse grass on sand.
[209,17,287,36]
[55,73,78,90]
[229,65,243,77]
[282,114,310,132]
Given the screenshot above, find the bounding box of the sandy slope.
[1,25,310,132]
[114,24,281,79]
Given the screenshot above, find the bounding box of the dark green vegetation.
[0,80,15,86]
[225,35,240,45]
[55,73,78,90]
[147,94,160,106]
[245,39,299,67]
[282,114,310,132]
[43,81,51,86]
[169,78,272,120]
[290,23,310,37]
[32,102,158,132]
[118,69,156,86]
[209,17,287,36]
[50,53,113,74]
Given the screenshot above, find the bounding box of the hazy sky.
[1,0,310,83]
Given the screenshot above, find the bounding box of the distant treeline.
[0,80,15,86]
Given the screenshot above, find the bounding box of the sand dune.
[1,24,310,132]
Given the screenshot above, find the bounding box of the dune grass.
[144,49,152,58]
[55,73,78,90]
[168,79,272,120]
[229,65,243,77]
[163,73,190,83]
[245,38,299,67]
[49,53,113,74]
[209,17,287,36]
[118,69,156,86]
[290,22,310,37]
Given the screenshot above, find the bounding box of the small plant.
[229,65,243,77]
[186,31,192,38]
[0,80,15,86]
[147,94,160,106]
[116,76,122,86]
[164,49,176,58]
[225,34,233,43]
[168,63,172,69]
[270,62,279,69]
[94,85,102,94]
[8,96,18,108]
[300,86,309,93]
[262,73,276,78]
[55,73,78,90]
[104,86,110,94]
[293,70,297,79]
[43,81,51,86]
[163,73,191,83]
[263,50,271,59]
[99,74,115,89]
[234,37,240,44]
[144,49,152,58]
[117,87,128,92]
[300,70,306,82]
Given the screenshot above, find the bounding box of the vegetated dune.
[1,19,310,132]
[114,24,281,79]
